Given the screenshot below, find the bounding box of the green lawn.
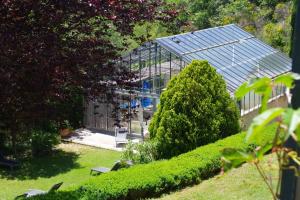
[0,143,121,200]
[156,155,279,200]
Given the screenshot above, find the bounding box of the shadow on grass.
[0,149,81,180]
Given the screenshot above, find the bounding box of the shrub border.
[32,126,275,200]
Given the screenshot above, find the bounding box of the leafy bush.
[262,22,291,53]
[31,129,59,157]
[122,140,158,164]
[149,60,240,159]
[31,126,276,200]
[60,120,72,129]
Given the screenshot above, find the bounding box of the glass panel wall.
[239,83,286,115]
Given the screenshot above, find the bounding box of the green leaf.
[222,148,254,170]
[247,108,284,142]
[256,143,272,160]
[259,87,272,113]
[296,128,300,142]
[235,78,273,111]
[275,73,300,89]
[250,77,272,94]
[235,82,250,100]
[288,109,300,141]
[248,78,272,112]
[283,108,294,124]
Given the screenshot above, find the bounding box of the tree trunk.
[280,0,300,199]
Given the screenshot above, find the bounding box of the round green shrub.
[122,140,158,164]
[149,60,240,159]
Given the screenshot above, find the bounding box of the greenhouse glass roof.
[155,24,292,93]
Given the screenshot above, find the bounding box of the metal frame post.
[129,53,132,135]
[169,52,172,79]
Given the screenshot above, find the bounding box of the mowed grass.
[0,143,121,200]
[156,154,279,200]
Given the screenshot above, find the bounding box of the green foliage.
[262,21,291,53]
[31,129,59,157]
[246,109,284,142]
[235,73,300,113]
[60,120,72,129]
[172,0,292,54]
[130,22,171,47]
[222,73,300,199]
[190,0,228,28]
[262,23,285,48]
[172,0,230,29]
[259,2,292,54]
[31,126,276,200]
[208,0,292,53]
[51,88,84,129]
[149,60,240,159]
[213,0,255,28]
[258,0,286,6]
[222,147,255,169]
[121,140,158,164]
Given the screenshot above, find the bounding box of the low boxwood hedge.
[32,126,275,200]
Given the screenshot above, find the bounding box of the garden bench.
[15,182,63,199]
[115,127,128,146]
[90,160,133,175]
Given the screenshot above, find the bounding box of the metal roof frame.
[155,24,292,94]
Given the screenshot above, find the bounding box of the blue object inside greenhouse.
[119,98,152,109]
[131,100,138,108]
[142,81,152,107]
[119,100,137,109]
[141,97,152,108]
[118,79,152,109]
[143,81,151,92]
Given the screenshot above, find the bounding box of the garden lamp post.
[280,0,300,199]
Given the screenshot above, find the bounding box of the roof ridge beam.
[181,36,255,56]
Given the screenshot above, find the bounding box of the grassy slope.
[0,143,121,200]
[157,155,279,200]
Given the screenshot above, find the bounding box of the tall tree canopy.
[0,0,176,151]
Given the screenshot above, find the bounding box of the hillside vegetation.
[129,0,292,54]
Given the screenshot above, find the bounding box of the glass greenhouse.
[84,24,292,136]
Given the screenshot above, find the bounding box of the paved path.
[63,128,141,151]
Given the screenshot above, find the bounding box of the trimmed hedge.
[32,125,275,200]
